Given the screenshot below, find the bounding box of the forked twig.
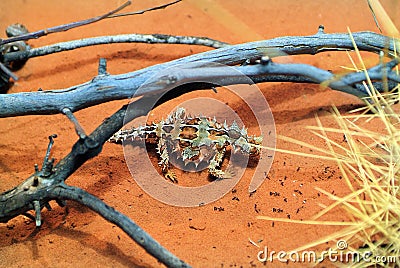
[0,0,183,46]
[108,0,182,18]
[0,1,131,46]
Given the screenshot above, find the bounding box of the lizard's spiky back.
[109,107,262,181]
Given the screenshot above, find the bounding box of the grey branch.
[1,30,399,117]
[50,184,189,268]
[0,30,398,117]
[3,33,228,63]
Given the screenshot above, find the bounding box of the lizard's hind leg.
[208,148,234,179]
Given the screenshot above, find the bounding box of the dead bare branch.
[2,33,228,64]
[0,30,399,117]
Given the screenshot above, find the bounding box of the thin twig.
[367,0,383,33]
[0,1,132,45]
[108,0,182,18]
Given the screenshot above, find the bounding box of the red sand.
[1,1,399,267]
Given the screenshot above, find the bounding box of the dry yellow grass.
[257,6,400,265]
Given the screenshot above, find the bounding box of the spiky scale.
[223,120,228,129]
[241,126,247,136]
[182,147,199,161]
[230,121,241,132]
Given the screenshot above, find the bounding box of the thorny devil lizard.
[108,108,263,183]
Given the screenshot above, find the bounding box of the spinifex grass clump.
[316,99,399,266]
[258,63,400,266]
